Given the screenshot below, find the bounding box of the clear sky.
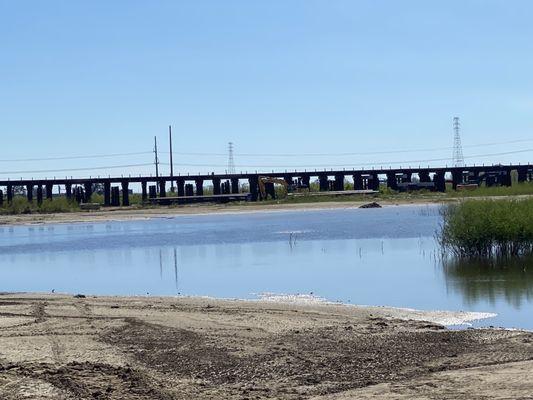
[1,0,532,179]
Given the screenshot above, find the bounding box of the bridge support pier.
[177,179,185,197]
[111,187,120,206]
[104,182,111,206]
[213,178,221,195]
[334,174,344,191]
[248,176,259,201]
[419,171,431,183]
[517,167,528,183]
[231,178,239,194]
[451,170,463,190]
[65,183,72,201]
[0,190,3,207]
[148,185,157,199]
[159,180,166,197]
[121,181,129,206]
[221,180,228,194]
[503,169,512,187]
[6,184,13,204]
[26,184,33,202]
[37,186,43,204]
[195,179,204,196]
[370,173,380,190]
[140,182,147,203]
[83,182,92,202]
[301,175,310,190]
[319,175,328,191]
[353,173,363,190]
[185,184,194,197]
[401,173,412,184]
[45,184,53,201]
[74,187,83,203]
[386,173,398,191]
[433,172,446,192]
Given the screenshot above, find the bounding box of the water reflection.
[1,206,533,329]
[443,256,533,309]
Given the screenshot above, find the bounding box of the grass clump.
[0,196,79,215]
[439,198,533,258]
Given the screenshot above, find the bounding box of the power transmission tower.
[228,142,236,174]
[452,117,465,167]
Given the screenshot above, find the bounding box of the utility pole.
[154,136,160,179]
[169,125,174,192]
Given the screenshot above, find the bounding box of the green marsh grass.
[439,198,533,258]
[0,196,79,215]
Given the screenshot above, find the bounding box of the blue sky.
[1,0,533,178]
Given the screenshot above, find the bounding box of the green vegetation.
[258,182,533,205]
[439,198,533,258]
[1,181,532,215]
[449,182,533,198]
[0,197,80,215]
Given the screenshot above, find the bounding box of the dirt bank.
[0,293,532,399]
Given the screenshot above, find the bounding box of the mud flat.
[0,293,532,399]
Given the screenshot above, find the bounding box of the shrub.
[439,198,533,258]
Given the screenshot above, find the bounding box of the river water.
[1,205,532,329]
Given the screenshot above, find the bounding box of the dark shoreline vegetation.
[439,198,533,258]
[0,182,532,215]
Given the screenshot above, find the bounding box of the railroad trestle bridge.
[0,164,532,206]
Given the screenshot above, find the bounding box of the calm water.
[1,205,532,329]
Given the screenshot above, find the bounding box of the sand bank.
[0,199,443,226]
[0,293,532,399]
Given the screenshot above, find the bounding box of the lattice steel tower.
[227,142,236,174]
[452,117,465,167]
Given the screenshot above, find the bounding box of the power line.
[0,151,152,163]
[1,138,532,162]
[0,163,154,175]
[158,138,533,158]
[0,146,529,175]
[157,148,533,169]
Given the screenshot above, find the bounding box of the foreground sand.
[0,294,532,399]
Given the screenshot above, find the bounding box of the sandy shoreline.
[0,198,445,226]
[1,293,532,399]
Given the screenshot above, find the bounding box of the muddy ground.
[0,294,532,399]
